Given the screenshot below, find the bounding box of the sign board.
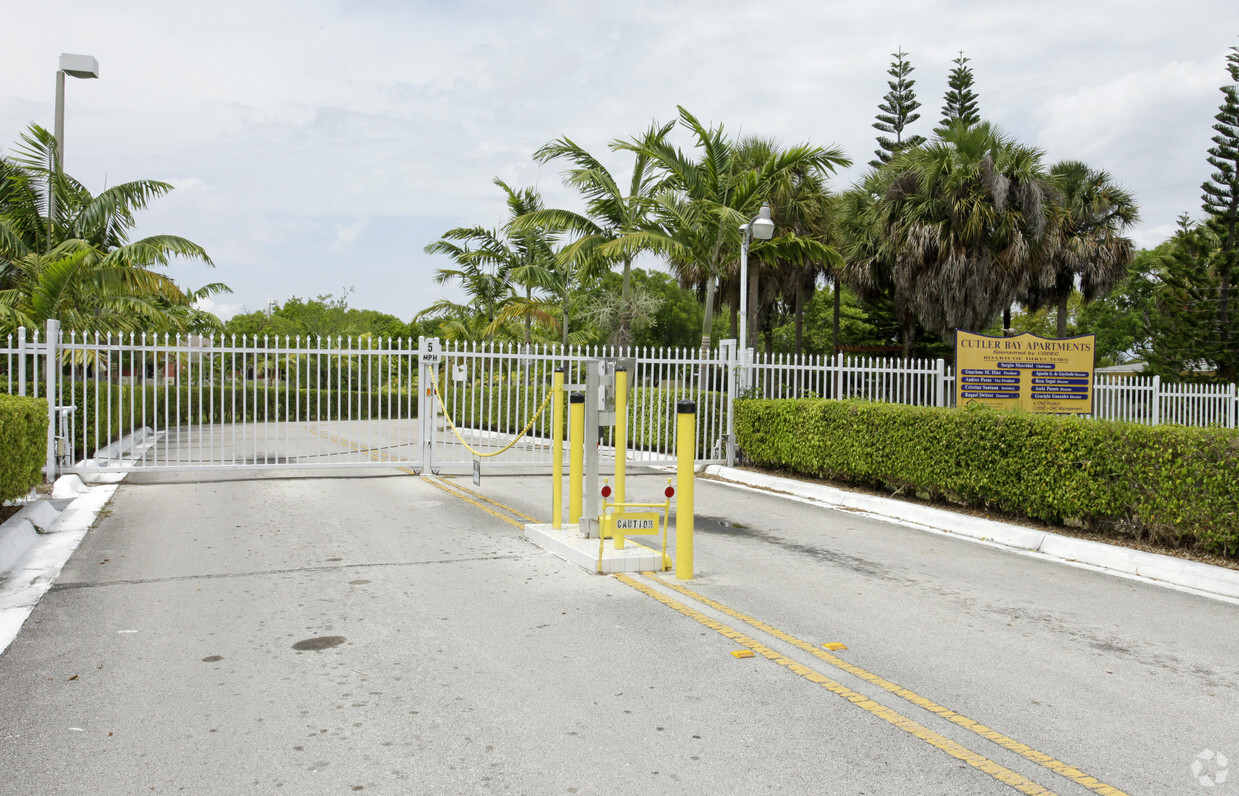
[421,338,442,365]
[613,512,658,532]
[955,331,1095,414]
[472,457,481,486]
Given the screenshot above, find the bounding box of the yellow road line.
[305,426,1117,795]
[615,573,1059,796]
[305,427,533,530]
[650,576,1129,796]
[423,476,527,530]
[433,479,538,523]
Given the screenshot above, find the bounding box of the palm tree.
[420,229,515,343]
[740,142,844,355]
[860,122,1055,354]
[523,122,674,348]
[0,125,218,335]
[837,167,918,354]
[617,107,849,353]
[1021,161,1138,337]
[420,179,567,346]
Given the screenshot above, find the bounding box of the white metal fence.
[747,350,1239,428]
[3,322,1237,481]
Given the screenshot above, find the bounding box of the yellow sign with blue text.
[954,331,1095,414]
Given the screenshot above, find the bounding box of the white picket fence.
[3,322,1237,480]
[745,350,1239,428]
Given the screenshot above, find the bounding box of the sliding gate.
[3,323,735,478]
[423,341,734,473]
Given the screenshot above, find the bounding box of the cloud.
[192,296,247,322]
[5,0,1237,322]
[332,218,369,251]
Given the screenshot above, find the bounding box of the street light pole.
[54,53,99,171]
[49,53,99,240]
[738,201,775,366]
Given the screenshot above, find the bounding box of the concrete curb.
[0,477,119,656]
[703,465,1239,603]
[0,431,151,657]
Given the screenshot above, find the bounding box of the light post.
[55,53,99,170]
[50,53,99,235]
[738,201,775,370]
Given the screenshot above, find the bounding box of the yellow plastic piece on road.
[731,650,755,659]
[821,642,848,651]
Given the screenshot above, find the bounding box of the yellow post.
[551,368,564,529]
[615,367,627,504]
[568,392,585,526]
[675,400,696,580]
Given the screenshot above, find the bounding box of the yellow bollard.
[551,368,564,529]
[568,392,585,526]
[615,367,627,504]
[675,400,696,580]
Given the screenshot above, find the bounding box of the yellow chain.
[432,381,555,458]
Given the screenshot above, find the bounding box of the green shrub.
[0,394,48,501]
[735,398,1239,555]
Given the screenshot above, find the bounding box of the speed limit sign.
[421,337,442,365]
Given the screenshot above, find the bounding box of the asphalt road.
[1,469,1236,795]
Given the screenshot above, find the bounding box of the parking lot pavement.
[1,470,1236,794]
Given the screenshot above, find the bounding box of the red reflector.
[665,486,675,498]
[601,485,612,498]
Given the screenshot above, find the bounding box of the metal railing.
[3,321,1237,481]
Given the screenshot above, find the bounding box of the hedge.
[0,394,48,501]
[734,398,1239,556]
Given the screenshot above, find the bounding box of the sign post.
[954,331,1096,414]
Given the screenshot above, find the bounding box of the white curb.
[703,465,1239,603]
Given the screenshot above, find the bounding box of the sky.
[4,1,1238,323]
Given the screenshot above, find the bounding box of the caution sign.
[613,512,658,532]
[955,331,1095,414]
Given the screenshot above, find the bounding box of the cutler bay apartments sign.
[955,331,1096,414]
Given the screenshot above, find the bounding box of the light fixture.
[739,201,775,366]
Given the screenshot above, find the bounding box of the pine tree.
[870,48,926,168]
[939,51,980,131]
[1147,216,1224,379]
[1199,44,1239,380]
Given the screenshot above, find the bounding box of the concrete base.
[524,522,666,574]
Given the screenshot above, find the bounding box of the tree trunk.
[832,275,842,356]
[1003,305,1012,336]
[793,276,805,356]
[1219,267,1233,381]
[729,285,739,340]
[616,258,633,348]
[901,312,916,359]
[1056,293,1069,339]
[699,274,717,356]
[525,287,533,346]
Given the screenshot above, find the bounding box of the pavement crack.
[48,554,525,591]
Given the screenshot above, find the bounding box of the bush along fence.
[734,398,1239,556]
[0,394,48,502]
